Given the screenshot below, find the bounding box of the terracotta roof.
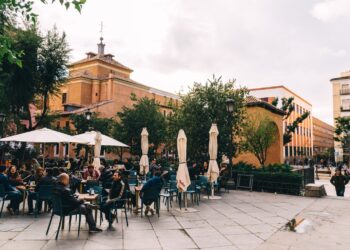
[70,53,133,72]
[60,100,113,115]
[245,96,286,116]
[330,76,350,81]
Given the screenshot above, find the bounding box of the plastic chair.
[46,194,82,240]
[34,185,53,217]
[111,198,129,227]
[0,184,7,217]
[197,176,211,200]
[184,182,199,206]
[160,180,177,211]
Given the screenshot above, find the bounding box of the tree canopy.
[113,96,167,156]
[241,115,278,166]
[168,75,248,162]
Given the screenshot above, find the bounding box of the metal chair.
[46,194,82,240]
[0,184,7,217]
[34,185,53,217]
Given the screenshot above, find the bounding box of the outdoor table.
[16,184,35,214]
[77,193,99,222]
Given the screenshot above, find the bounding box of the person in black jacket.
[27,167,45,215]
[330,168,349,197]
[99,166,114,189]
[54,173,102,232]
[100,171,126,230]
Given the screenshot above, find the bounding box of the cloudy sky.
[33,0,350,125]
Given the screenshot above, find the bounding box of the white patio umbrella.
[72,131,129,147]
[176,129,191,209]
[92,131,102,170]
[0,127,86,166]
[208,124,220,183]
[139,128,149,175]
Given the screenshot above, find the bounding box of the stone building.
[312,117,334,158]
[331,70,350,162]
[47,37,179,158]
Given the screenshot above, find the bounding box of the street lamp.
[225,99,234,176]
[85,109,92,121]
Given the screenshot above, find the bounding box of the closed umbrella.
[139,128,149,175]
[176,129,191,210]
[176,129,190,192]
[208,124,220,183]
[93,131,102,170]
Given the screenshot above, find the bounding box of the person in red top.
[83,165,100,180]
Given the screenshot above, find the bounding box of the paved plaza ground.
[0,190,349,250]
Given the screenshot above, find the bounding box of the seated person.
[218,163,230,190]
[140,171,163,216]
[100,171,126,230]
[40,168,57,185]
[99,165,114,189]
[27,167,45,215]
[200,161,209,175]
[7,165,23,186]
[123,158,134,171]
[83,165,100,180]
[149,159,162,177]
[0,165,22,215]
[188,162,200,180]
[54,173,102,233]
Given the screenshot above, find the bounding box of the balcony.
[341,104,350,111]
[340,88,350,95]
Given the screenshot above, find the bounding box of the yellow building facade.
[48,38,179,158]
[234,96,285,167]
[249,86,313,162]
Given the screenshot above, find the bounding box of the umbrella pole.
[211,182,214,196]
[43,143,45,168]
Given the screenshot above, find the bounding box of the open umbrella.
[0,127,86,166]
[208,124,220,183]
[92,131,102,170]
[139,128,149,175]
[72,131,129,147]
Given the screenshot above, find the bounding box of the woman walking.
[330,168,349,197]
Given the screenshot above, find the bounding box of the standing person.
[330,168,349,197]
[0,165,22,215]
[54,173,102,232]
[100,171,126,230]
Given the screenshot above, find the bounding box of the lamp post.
[85,109,92,131]
[225,99,234,176]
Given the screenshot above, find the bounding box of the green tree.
[334,117,350,156]
[113,96,167,156]
[0,0,85,65]
[241,115,278,166]
[168,75,248,161]
[70,113,116,135]
[0,25,70,131]
[271,97,310,145]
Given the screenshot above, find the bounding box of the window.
[54,143,59,156]
[289,146,293,156]
[56,122,60,129]
[62,93,67,104]
[294,146,297,156]
[65,121,70,129]
[285,146,288,157]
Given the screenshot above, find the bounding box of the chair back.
[170,174,176,181]
[198,175,209,186]
[187,181,197,192]
[38,185,54,200]
[0,184,6,198]
[51,194,63,215]
[128,176,138,186]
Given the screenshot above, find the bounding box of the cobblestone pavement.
[0,190,346,250]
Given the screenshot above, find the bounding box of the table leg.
[135,190,140,214]
[80,183,83,194]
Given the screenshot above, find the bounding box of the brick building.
[312,117,334,157]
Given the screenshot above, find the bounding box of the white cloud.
[311,0,350,22]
